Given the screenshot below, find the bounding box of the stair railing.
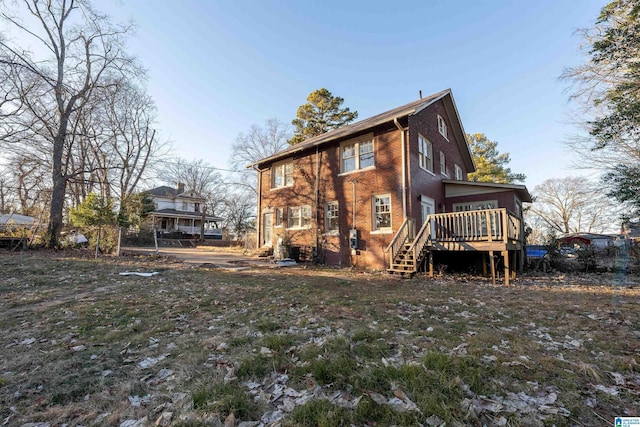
[384,217,415,267]
[406,216,433,271]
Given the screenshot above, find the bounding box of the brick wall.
[258,124,406,269]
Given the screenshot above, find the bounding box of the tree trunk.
[47,174,67,247]
[46,131,68,248]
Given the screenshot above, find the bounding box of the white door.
[420,196,435,223]
[262,213,273,247]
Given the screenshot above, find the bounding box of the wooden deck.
[386,208,524,284]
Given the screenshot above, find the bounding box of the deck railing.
[429,208,522,244]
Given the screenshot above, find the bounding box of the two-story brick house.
[146,184,223,238]
[252,89,531,282]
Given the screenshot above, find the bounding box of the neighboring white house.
[146,184,223,238]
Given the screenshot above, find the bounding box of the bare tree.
[230,118,291,171]
[0,0,141,247]
[220,187,255,239]
[97,79,167,214]
[159,158,226,217]
[529,176,618,235]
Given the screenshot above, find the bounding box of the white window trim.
[271,160,293,189]
[372,194,392,232]
[437,114,449,141]
[452,200,498,211]
[324,201,339,235]
[338,133,375,175]
[287,205,312,229]
[418,133,434,174]
[440,151,448,177]
[275,207,283,228]
[454,164,463,181]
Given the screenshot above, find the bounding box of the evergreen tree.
[466,133,526,184]
[290,88,358,145]
[563,0,640,217]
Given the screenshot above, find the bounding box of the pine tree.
[466,133,526,184]
[290,88,358,145]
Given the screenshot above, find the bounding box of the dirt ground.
[120,246,271,269]
[1,250,639,426]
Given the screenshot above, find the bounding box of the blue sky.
[103,0,605,189]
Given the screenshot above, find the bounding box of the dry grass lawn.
[0,251,639,426]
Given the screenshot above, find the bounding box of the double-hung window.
[454,164,463,181]
[418,134,433,172]
[287,205,311,229]
[341,136,374,173]
[275,208,283,227]
[440,151,447,176]
[325,201,339,232]
[373,194,392,231]
[272,161,293,188]
[437,115,448,140]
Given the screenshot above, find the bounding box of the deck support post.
[428,252,434,278]
[518,249,524,273]
[489,250,496,285]
[503,250,510,286]
[482,253,488,277]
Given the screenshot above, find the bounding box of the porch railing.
[429,208,522,244]
[174,226,222,236]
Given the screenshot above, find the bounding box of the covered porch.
[149,209,223,238]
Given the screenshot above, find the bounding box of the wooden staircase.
[385,208,525,279]
[385,217,432,275]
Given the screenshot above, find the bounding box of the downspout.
[315,146,320,256]
[394,118,408,219]
[352,180,356,229]
[253,165,262,247]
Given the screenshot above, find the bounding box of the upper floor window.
[287,205,311,229]
[325,201,339,232]
[341,136,374,173]
[437,115,448,140]
[194,202,200,213]
[454,164,463,181]
[373,194,392,231]
[418,134,433,173]
[440,151,448,176]
[272,161,293,189]
[181,201,188,211]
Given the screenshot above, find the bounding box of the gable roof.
[147,186,179,198]
[251,89,474,171]
[146,186,205,200]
